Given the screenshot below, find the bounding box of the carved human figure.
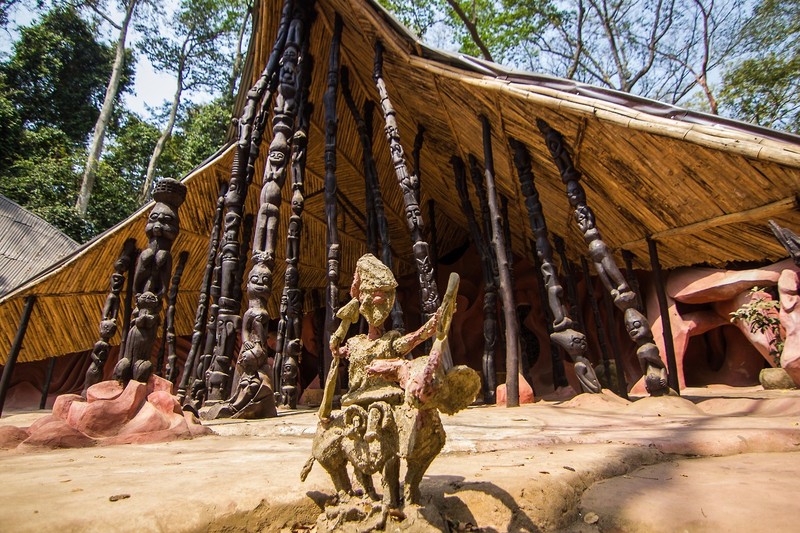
[202,341,276,420]
[625,308,669,395]
[113,291,161,384]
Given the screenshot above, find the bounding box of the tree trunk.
[76,0,138,216]
[140,80,183,203]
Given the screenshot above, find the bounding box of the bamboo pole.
[647,236,680,395]
[0,296,36,416]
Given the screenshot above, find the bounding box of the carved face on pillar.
[575,205,596,234]
[145,203,179,242]
[566,181,586,207]
[406,203,422,230]
[247,263,272,301]
[267,138,289,176]
[291,190,304,215]
[624,308,653,343]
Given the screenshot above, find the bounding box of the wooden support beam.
[0,296,36,416]
[618,196,798,250]
[647,236,680,395]
[40,356,57,410]
[481,115,520,407]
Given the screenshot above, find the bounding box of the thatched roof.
[1,0,798,365]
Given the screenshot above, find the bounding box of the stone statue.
[112,178,186,385]
[302,254,480,531]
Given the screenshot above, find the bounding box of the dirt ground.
[1,386,799,532]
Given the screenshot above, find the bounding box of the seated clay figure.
[202,341,276,420]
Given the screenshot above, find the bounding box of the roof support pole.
[537,119,671,397]
[532,238,569,390]
[321,14,343,392]
[452,156,497,404]
[274,20,314,410]
[341,68,404,332]
[374,41,443,362]
[480,115,520,406]
[510,138,600,394]
[0,295,36,417]
[160,251,188,382]
[176,183,227,403]
[39,356,57,410]
[647,236,680,395]
[83,238,137,397]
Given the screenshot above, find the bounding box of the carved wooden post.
[177,183,226,403]
[579,256,617,393]
[206,2,303,402]
[276,33,313,409]
[373,42,440,330]
[537,119,670,396]
[162,250,188,382]
[341,67,404,332]
[621,249,644,312]
[322,15,343,387]
[0,295,36,416]
[118,245,137,366]
[452,156,497,404]
[553,236,582,329]
[531,238,569,389]
[40,356,57,409]
[480,115,520,406]
[647,236,680,394]
[510,138,600,393]
[83,238,137,396]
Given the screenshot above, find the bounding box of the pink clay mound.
[0,375,211,450]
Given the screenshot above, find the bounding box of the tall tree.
[719,0,799,132]
[75,0,147,217]
[137,0,243,203]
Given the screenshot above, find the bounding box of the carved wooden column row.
[537,119,670,396]
[83,238,137,396]
[509,138,601,393]
[176,183,226,403]
[452,156,497,404]
[200,0,295,405]
[161,250,188,382]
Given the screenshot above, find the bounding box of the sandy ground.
[1,386,799,532]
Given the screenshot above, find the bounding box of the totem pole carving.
[536,119,670,396]
[510,138,601,393]
[452,156,497,403]
[373,42,440,323]
[112,178,187,385]
[176,183,227,403]
[341,66,404,332]
[205,3,308,407]
[83,238,137,396]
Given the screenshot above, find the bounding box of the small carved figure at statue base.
[200,342,277,420]
[302,255,479,530]
[112,291,161,384]
[625,308,673,396]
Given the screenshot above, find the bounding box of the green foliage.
[730,287,784,367]
[169,97,232,174]
[0,6,134,144]
[719,0,800,133]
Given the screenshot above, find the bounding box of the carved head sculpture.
[566,180,586,207]
[267,137,290,171]
[575,205,597,234]
[147,178,187,242]
[98,318,117,338]
[137,291,160,312]
[247,263,272,301]
[290,190,304,215]
[350,254,398,327]
[624,308,653,344]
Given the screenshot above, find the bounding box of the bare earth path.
[1,386,799,532]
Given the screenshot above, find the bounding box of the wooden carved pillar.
[452,156,497,404]
[275,25,314,409]
[323,15,343,386]
[510,138,600,393]
[341,67,404,332]
[480,115,520,406]
[162,250,188,382]
[176,183,226,403]
[373,42,440,326]
[202,0,294,404]
[537,119,670,396]
[83,238,137,396]
[113,178,187,385]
